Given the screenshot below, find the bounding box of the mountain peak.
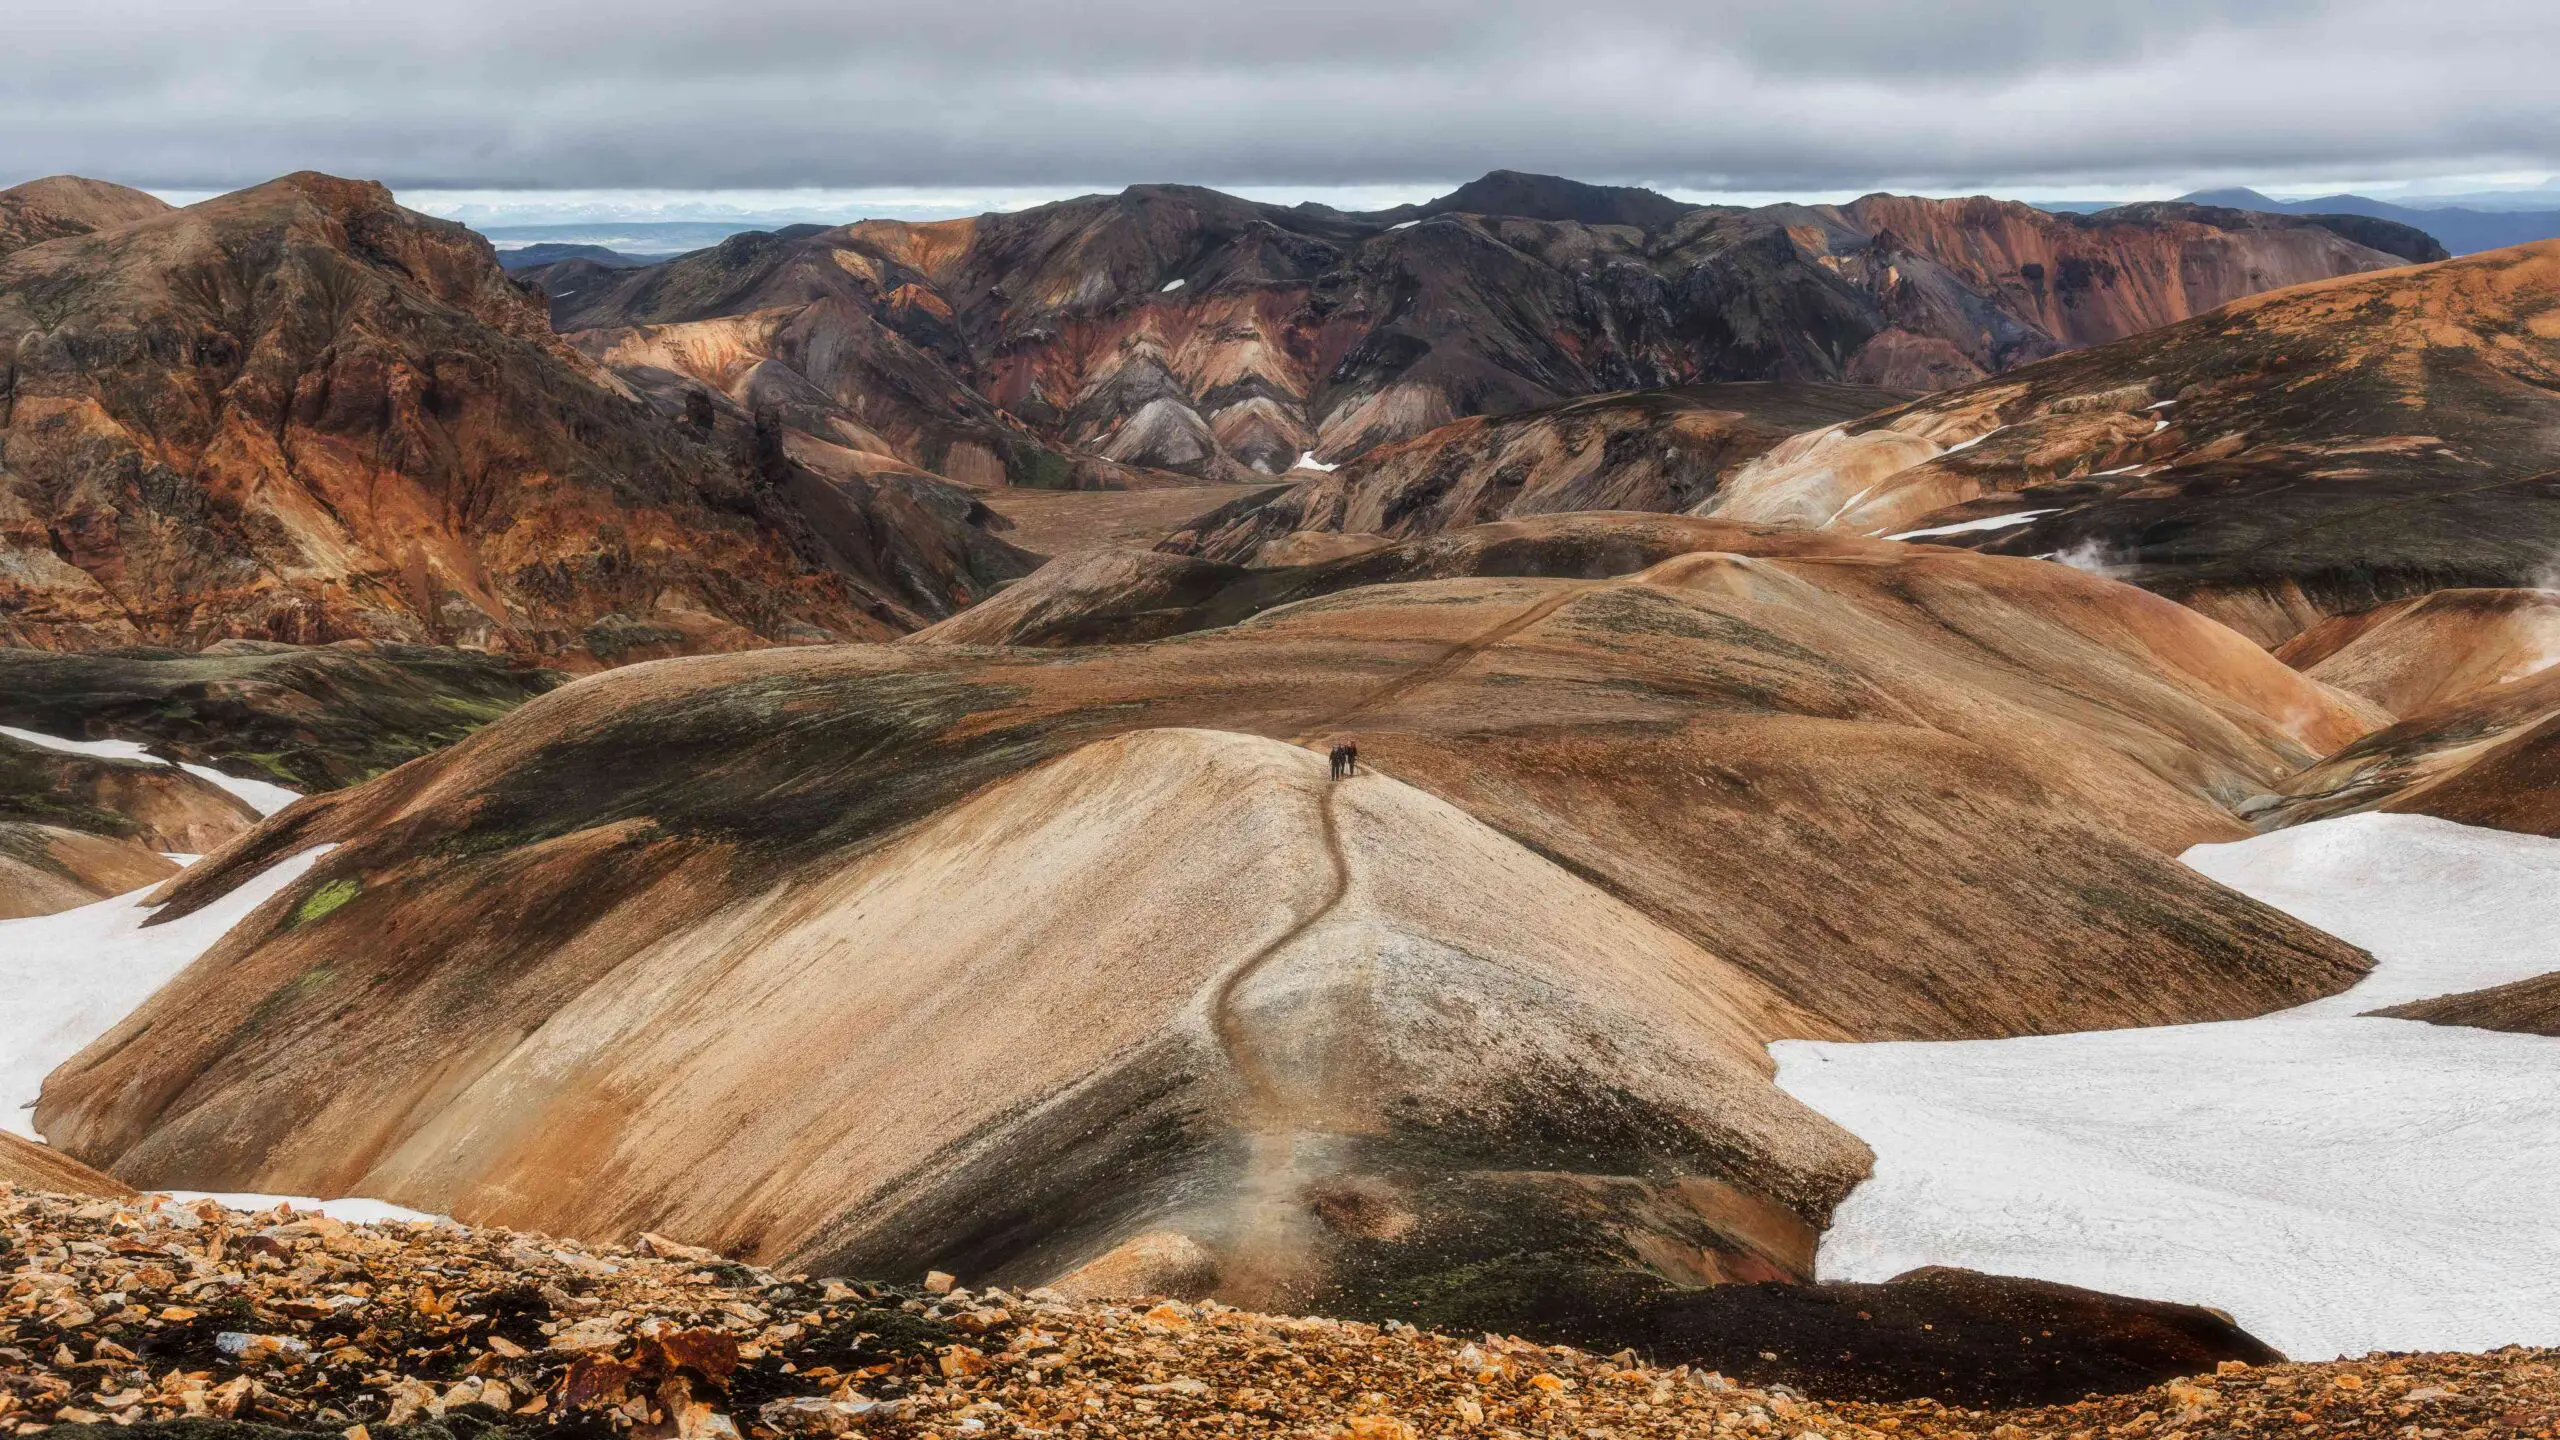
[2177,187,2284,210]
[1386,170,1699,230]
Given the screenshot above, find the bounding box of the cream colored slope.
[1697,405,2007,532]
[2275,589,2560,716]
[80,728,1855,1305]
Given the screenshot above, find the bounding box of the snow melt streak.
[1774,813,2560,1361]
[0,848,332,1139]
[0,724,301,815]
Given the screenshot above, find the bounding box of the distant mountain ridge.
[493,241,652,272]
[2179,187,2560,256]
[521,170,2431,490]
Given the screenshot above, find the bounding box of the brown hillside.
[2273,587,2560,714]
[36,515,2369,1328]
[2256,660,2560,833]
[2373,969,2560,1036]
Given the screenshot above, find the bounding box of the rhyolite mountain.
[1692,239,2560,645]
[39,513,2373,1330]
[1198,237,2560,646]
[0,172,1034,666]
[524,172,2426,490]
[1159,381,1907,564]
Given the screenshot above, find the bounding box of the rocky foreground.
[2,1189,2551,1440]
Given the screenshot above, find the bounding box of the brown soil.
[976,485,1279,560]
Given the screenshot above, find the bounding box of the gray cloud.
[3,0,2555,199]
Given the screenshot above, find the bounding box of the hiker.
[1343,742,1358,777]
[1328,744,1348,779]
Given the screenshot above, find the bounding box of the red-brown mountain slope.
[0,174,1033,666]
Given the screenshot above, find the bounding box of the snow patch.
[0,724,300,815]
[1160,278,1186,292]
[1,847,334,1140]
[151,1191,441,1225]
[1885,509,2056,541]
[176,764,300,816]
[2145,398,2178,410]
[0,726,156,763]
[1931,426,2004,458]
[1774,813,2560,1360]
[1293,451,1340,472]
[1389,220,1419,230]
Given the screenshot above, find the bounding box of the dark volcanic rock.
[0,640,568,790]
[1405,1265,2281,1407]
[495,241,649,272]
[1368,169,1704,231]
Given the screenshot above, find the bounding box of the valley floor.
[0,1187,2552,1439]
[973,483,1277,560]
[1776,813,2560,1360]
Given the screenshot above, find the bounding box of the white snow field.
[1774,812,2560,1360]
[1,847,332,1140]
[153,1192,439,1225]
[0,724,302,816]
[1885,509,2057,541]
[2,842,437,1219]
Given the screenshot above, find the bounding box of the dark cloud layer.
[3,0,2553,194]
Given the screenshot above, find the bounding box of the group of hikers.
[1328,742,1360,779]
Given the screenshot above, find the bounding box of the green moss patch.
[292,876,361,926]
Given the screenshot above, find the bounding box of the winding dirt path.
[1208,778,1350,1115]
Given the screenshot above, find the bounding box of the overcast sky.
[11,0,2559,226]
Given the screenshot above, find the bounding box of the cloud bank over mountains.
[5,0,2557,202]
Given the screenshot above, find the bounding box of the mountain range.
[1195,234,2560,646]
[2180,186,2560,256]
[522,172,2430,487]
